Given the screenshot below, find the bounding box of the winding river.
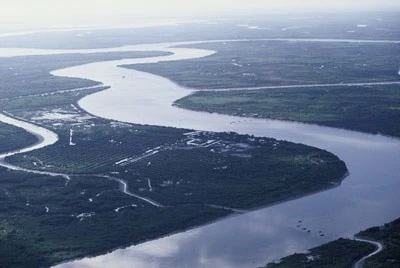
[0,113,72,182]
[0,39,399,268]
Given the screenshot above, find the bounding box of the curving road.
[100,175,164,207]
[353,238,383,268]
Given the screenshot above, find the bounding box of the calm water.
[0,40,399,268]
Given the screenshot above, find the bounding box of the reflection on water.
[2,41,398,268]
[51,42,400,268]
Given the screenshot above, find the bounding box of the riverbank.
[126,40,400,138]
[263,217,400,268]
[0,38,399,267]
[0,95,348,268]
[48,40,400,268]
[175,84,400,138]
[0,112,58,159]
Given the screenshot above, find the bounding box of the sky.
[1,0,400,27]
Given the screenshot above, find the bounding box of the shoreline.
[52,170,349,268]
[0,97,351,268]
[353,237,383,268]
[0,112,58,160]
[50,40,400,267]
[1,39,399,267]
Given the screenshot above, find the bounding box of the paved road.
[353,238,383,268]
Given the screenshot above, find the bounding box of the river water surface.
[0,39,399,268]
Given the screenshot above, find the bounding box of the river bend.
[0,39,399,268]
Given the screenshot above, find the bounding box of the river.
[0,113,73,182]
[0,39,399,268]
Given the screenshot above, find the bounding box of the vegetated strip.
[203,81,400,92]
[176,84,400,137]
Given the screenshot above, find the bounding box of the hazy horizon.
[1,0,400,29]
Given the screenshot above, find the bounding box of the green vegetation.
[0,109,347,267]
[0,51,170,99]
[262,217,400,268]
[263,238,375,268]
[0,168,230,268]
[8,121,185,174]
[123,40,400,137]
[0,75,347,267]
[4,20,397,267]
[131,41,400,89]
[7,118,347,210]
[1,12,398,49]
[176,84,400,137]
[0,122,37,153]
[359,218,400,268]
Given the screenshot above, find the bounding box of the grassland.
[262,217,400,268]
